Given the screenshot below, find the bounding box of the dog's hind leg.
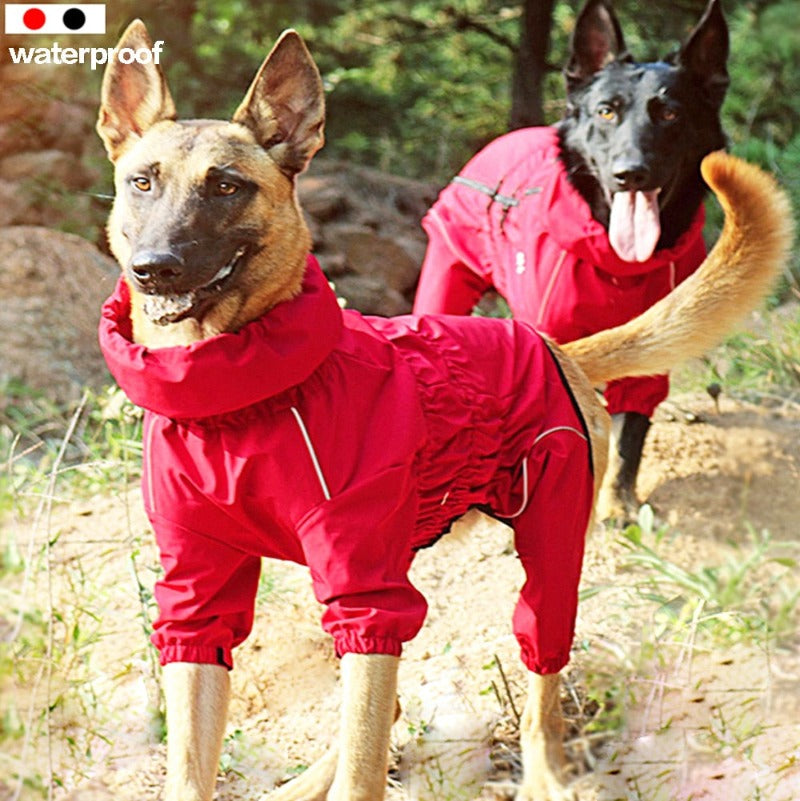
[598,411,651,523]
[508,434,592,800]
[508,349,606,800]
[517,672,576,801]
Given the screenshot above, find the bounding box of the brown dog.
[96,20,792,801]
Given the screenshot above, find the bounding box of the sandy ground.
[2,390,800,801]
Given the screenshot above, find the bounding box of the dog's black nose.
[130,250,185,290]
[612,164,651,191]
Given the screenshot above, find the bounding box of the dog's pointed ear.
[96,19,176,161]
[232,30,325,176]
[678,0,729,107]
[564,0,626,89]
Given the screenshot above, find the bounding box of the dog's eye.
[659,107,679,122]
[215,181,239,197]
[131,176,152,192]
[597,105,617,121]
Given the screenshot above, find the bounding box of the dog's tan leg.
[265,747,339,801]
[265,654,400,801]
[327,653,399,801]
[162,662,231,801]
[517,672,576,801]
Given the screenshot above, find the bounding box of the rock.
[294,159,438,314]
[0,120,42,160]
[316,251,348,278]
[394,234,428,271]
[0,62,104,233]
[329,225,421,294]
[333,274,411,317]
[302,210,324,251]
[0,149,97,190]
[0,179,33,226]
[0,226,117,401]
[298,177,349,222]
[40,99,95,155]
[0,90,32,125]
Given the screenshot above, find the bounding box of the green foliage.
[709,327,800,393]
[0,386,142,522]
[725,2,799,152]
[0,383,158,796]
[186,0,517,178]
[724,3,800,294]
[103,0,800,212]
[673,306,800,402]
[618,518,800,646]
[572,511,800,772]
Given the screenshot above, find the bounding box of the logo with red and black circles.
[5,4,105,34]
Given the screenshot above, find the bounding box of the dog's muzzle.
[130,245,249,325]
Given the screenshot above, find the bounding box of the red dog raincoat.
[414,126,707,417]
[100,256,594,675]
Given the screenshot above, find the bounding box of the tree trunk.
[510,0,556,130]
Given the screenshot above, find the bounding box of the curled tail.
[563,152,795,385]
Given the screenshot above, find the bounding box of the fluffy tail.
[562,152,795,385]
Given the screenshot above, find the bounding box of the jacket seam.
[146,507,253,552]
[503,457,530,519]
[143,414,157,513]
[426,206,474,271]
[535,249,567,326]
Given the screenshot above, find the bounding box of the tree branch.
[381,9,518,53]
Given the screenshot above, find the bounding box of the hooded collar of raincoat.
[99,255,343,419]
[534,127,706,276]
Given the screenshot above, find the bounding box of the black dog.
[414,0,730,520]
[560,0,729,252]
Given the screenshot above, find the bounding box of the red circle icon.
[22,7,46,30]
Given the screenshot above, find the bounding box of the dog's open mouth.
[608,189,662,263]
[142,246,248,326]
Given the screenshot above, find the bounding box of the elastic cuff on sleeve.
[519,646,569,676]
[333,633,403,659]
[157,643,233,670]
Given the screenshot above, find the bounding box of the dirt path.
[3,392,799,801]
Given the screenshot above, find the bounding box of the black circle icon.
[62,8,86,30]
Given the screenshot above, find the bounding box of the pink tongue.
[609,190,661,262]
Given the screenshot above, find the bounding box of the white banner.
[5,4,106,35]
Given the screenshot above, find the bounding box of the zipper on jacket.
[290,407,332,502]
